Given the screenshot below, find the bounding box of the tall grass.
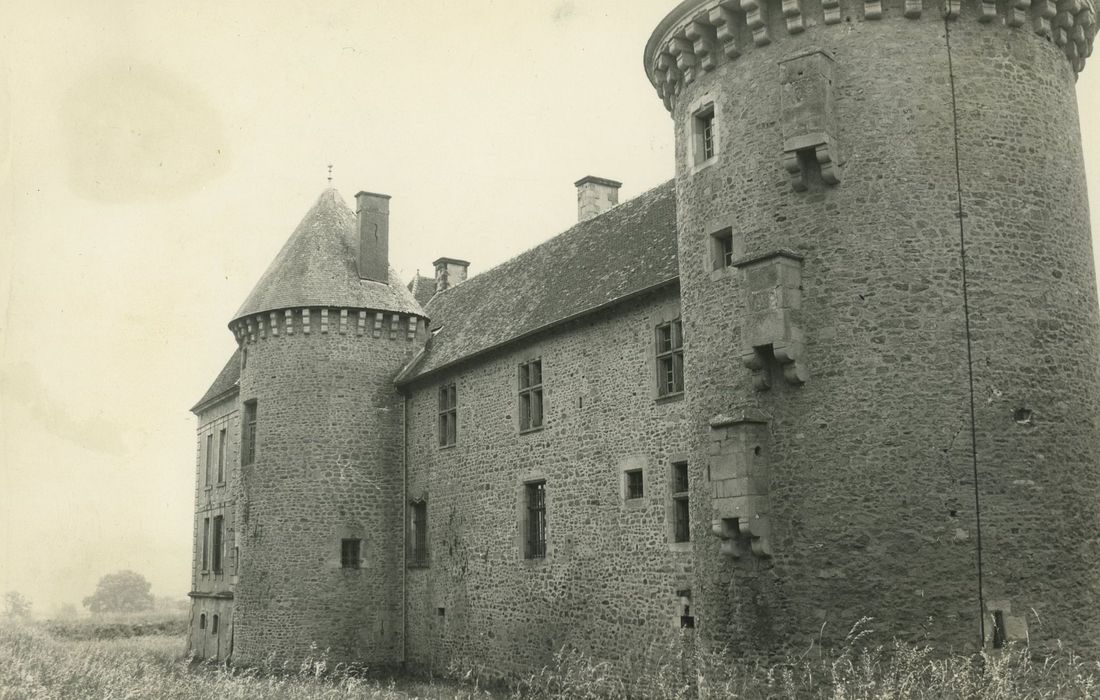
[3,618,1099,699]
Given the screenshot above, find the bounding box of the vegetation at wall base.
[2,619,1100,698]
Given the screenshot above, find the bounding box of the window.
[693,104,716,164]
[438,384,457,447]
[217,429,227,483]
[201,517,210,571]
[410,500,428,566]
[212,614,219,634]
[625,469,644,500]
[524,481,547,559]
[242,400,257,465]
[672,461,690,543]
[656,320,685,396]
[341,538,361,569]
[711,228,734,270]
[205,434,213,486]
[518,360,544,432]
[212,516,224,573]
[234,546,240,576]
[199,613,206,630]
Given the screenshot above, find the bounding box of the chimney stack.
[433,257,470,292]
[575,176,622,222]
[356,191,391,283]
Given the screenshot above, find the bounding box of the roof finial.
[327,164,333,185]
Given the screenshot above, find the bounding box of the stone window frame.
[517,355,546,434]
[687,93,720,174]
[646,299,685,403]
[201,516,210,573]
[241,399,258,466]
[618,456,649,510]
[438,382,457,448]
[211,515,225,574]
[667,452,693,552]
[408,498,429,568]
[216,428,227,484]
[517,472,550,563]
[204,433,214,489]
[704,216,743,281]
[655,318,685,398]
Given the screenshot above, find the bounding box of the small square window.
[341,538,361,569]
[625,469,644,500]
[693,105,716,165]
[711,228,734,270]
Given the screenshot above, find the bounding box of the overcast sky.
[3,0,1100,614]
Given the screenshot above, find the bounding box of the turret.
[646,0,1100,654]
[227,188,427,665]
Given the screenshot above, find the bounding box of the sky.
[2,1,1100,615]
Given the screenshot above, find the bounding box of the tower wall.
[650,0,1100,653]
[230,307,424,666]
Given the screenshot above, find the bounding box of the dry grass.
[3,617,1100,699]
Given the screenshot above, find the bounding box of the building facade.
[189,0,1100,674]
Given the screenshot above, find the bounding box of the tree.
[3,591,32,621]
[82,571,155,614]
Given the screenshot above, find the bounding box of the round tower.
[646,0,1100,653]
[229,188,426,666]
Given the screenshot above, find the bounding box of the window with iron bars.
[625,469,644,500]
[409,500,428,567]
[656,320,684,396]
[525,481,547,559]
[519,360,544,432]
[438,384,457,447]
[671,461,690,543]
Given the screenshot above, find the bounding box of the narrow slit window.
[671,461,691,543]
[525,481,547,559]
[656,320,685,396]
[438,384,457,447]
[519,360,544,432]
[199,613,206,630]
[242,400,258,466]
[341,538,361,569]
[217,429,227,483]
[625,469,644,500]
[409,500,428,566]
[212,614,219,634]
[212,516,224,573]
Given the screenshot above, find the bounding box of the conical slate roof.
[232,189,425,323]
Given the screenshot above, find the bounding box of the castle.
[188,0,1100,675]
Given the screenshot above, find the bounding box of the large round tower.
[646,0,1100,652]
[228,189,426,665]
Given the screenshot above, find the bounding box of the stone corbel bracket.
[708,410,773,559]
[779,49,841,191]
[733,250,808,390]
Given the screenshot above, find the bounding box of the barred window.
[242,400,258,465]
[409,500,428,566]
[671,461,690,543]
[656,320,685,396]
[625,469,644,500]
[518,360,544,432]
[341,538,361,569]
[525,481,547,559]
[438,384,457,447]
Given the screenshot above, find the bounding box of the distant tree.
[54,603,79,620]
[82,571,155,614]
[3,591,32,620]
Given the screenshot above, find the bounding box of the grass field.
[3,617,1100,698]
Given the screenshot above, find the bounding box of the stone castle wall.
[658,0,1100,654]
[230,307,424,667]
[403,290,695,676]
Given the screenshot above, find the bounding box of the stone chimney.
[434,257,470,292]
[575,176,622,222]
[356,191,391,283]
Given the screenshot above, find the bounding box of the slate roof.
[191,348,241,413]
[399,180,678,383]
[233,189,425,323]
[407,274,437,308]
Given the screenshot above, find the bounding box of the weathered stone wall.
[230,307,424,667]
[660,0,1100,654]
[403,290,694,677]
[190,394,239,661]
